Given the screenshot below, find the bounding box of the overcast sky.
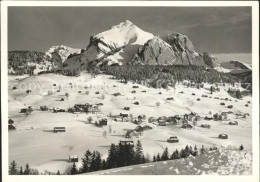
[8,6,251,54]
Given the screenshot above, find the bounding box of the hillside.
[84,148,252,175]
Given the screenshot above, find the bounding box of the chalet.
[95,91,99,94]
[69,155,78,163]
[132,86,139,88]
[122,117,132,122]
[229,121,238,125]
[181,123,193,129]
[113,92,121,96]
[124,107,130,111]
[192,93,195,96]
[166,97,174,100]
[158,121,166,126]
[120,113,128,118]
[96,103,103,106]
[88,105,101,113]
[201,124,211,129]
[60,98,64,101]
[218,134,228,139]
[220,102,225,105]
[57,90,60,92]
[167,117,179,125]
[158,92,162,94]
[148,117,157,123]
[141,90,146,93]
[227,105,233,109]
[120,140,134,146]
[134,126,144,132]
[40,106,48,111]
[131,90,136,93]
[53,84,56,86]
[12,86,17,90]
[125,131,137,138]
[53,108,66,113]
[138,114,146,120]
[20,107,33,113]
[197,98,201,101]
[54,127,66,132]
[133,101,139,105]
[20,108,27,113]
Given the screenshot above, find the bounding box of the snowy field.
[8,72,252,174]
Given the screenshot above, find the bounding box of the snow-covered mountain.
[79,20,154,67]
[45,45,81,63]
[220,60,252,73]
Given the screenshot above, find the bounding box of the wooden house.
[53,127,66,132]
[69,155,78,163]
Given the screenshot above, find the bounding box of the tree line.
[9,141,245,175]
[102,65,241,88]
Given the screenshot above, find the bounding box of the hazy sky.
[8,6,252,54]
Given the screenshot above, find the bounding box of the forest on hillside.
[102,65,242,88]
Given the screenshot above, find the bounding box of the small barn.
[69,155,78,163]
[54,127,66,132]
[181,123,193,129]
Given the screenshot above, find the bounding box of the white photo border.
[1,1,259,182]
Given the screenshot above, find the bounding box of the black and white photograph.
[1,1,259,181]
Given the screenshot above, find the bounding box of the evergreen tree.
[90,151,97,171]
[57,170,60,175]
[134,140,144,164]
[193,145,198,156]
[185,145,191,156]
[70,162,78,175]
[201,145,205,155]
[156,153,161,161]
[161,147,169,161]
[81,150,92,173]
[101,159,107,170]
[142,155,146,164]
[236,89,242,99]
[95,151,102,171]
[239,145,244,151]
[19,166,23,175]
[23,163,30,175]
[107,143,118,168]
[153,155,157,162]
[9,160,18,175]
[125,143,135,166]
[172,149,180,159]
[180,149,187,158]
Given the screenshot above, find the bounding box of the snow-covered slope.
[85,148,252,175]
[79,20,154,67]
[45,45,81,63]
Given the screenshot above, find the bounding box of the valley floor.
[8,72,252,174]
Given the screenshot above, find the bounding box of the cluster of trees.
[102,65,241,89]
[8,51,47,75]
[71,140,146,174]
[9,161,39,175]
[152,145,200,162]
[9,143,245,175]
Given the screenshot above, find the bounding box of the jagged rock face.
[203,52,220,68]
[80,20,154,67]
[129,37,176,65]
[130,33,219,68]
